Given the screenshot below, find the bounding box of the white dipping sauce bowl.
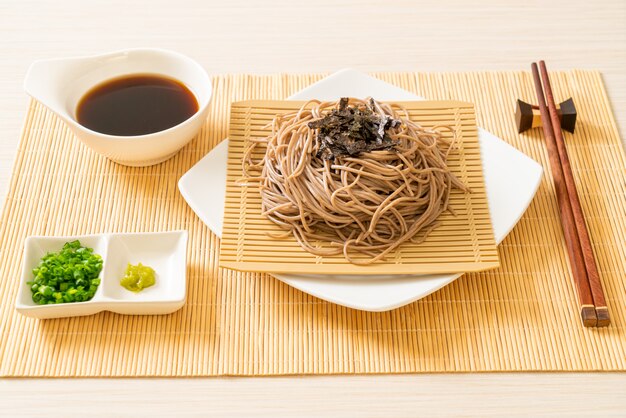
[24,48,212,166]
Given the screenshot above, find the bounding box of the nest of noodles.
[243,97,469,265]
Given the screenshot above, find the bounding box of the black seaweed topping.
[307,98,401,160]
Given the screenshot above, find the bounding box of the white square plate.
[178,69,543,311]
[15,231,188,319]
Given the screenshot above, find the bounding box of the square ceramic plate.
[15,231,188,319]
[178,69,543,311]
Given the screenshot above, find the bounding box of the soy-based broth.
[76,74,198,136]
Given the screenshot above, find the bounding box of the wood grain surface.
[1,0,625,416]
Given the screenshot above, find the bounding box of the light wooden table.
[1,0,625,416]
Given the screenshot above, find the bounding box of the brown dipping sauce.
[76,74,198,136]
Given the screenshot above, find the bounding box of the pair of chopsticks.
[531,61,609,327]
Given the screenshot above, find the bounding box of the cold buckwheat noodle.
[242,98,468,265]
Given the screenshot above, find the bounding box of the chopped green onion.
[27,240,103,305]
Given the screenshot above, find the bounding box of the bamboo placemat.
[1,71,625,376]
[221,100,499,275]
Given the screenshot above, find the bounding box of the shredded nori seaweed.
[307,98,401,160]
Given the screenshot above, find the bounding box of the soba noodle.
[242,98,468,265]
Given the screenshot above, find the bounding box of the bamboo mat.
[221,100,499,275]
[1,71,625,377]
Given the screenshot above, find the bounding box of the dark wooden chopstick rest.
[515,98,577,134]
[526,61,609,327]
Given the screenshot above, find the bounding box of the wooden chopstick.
[537,61,609,327]
[530,62,597,327]
[531,62,610,327]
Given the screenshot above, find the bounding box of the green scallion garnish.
[27,240,103,305]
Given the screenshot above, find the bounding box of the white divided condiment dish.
[15,230,188,319]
